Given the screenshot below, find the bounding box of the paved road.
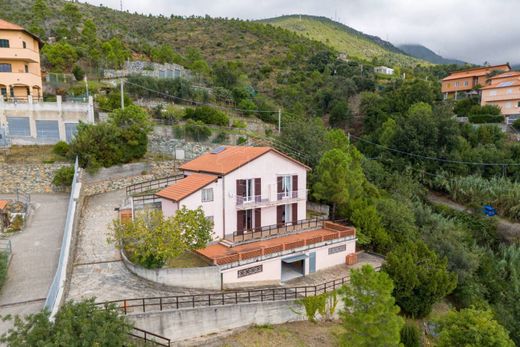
[0,193,68,336]
[66,190,209,304]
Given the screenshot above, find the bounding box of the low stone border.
[121,251,222,290]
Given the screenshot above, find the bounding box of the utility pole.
[120,79,125,110]
[278,109,281,134]
[84,75,89,101]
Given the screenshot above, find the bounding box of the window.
[244,178,254,202]
[283,204,292,224]
[201,188,214,202]
[0,87,6,97]
[22,41,26,49]
[0,39,9,48]
[455,81,460,87]
[244,209,253,230]
[7,117,30,137]
[24,64,29,73]
[517,101,520,108]
[0,63,12,72]
[508,89,513,94]
[281,175,292,198]
[490,90,497,96]
[464,81,468,87]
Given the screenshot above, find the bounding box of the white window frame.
[201,188,214,202]
[284,204,292,225]
[282,175,292,198]
[244,179,254,202]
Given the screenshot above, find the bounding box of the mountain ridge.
[398,44,466,65]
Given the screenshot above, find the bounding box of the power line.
[123,80,279,115]
[350,134,520,167]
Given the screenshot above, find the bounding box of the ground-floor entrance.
[281,254,307,282]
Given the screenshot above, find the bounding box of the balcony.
[0,48,40,63]
[235,189,308,210]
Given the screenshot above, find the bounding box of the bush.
[0,252,8,290]
[513,118,520,131]
[72,65,85,81]
[184,106,229,126]
[212,131,228,144]
[52,166,75,187]
[469,104,502,115]
[236,136,247,145]
[454,97,479,117]
[8,215,24,232]
[52,141,70,157]
[468,114,504,124]
[232,119,247,128]
[184,120,212,141]
[238,99,257,116]
[400,324,421,347]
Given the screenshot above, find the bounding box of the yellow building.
[0,19,43,100]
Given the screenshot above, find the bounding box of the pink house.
[155,146,357,287]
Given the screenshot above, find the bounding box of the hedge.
[468,114,504,124]
[184,106,229,126]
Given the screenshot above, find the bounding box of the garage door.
[65,123,78,143]
[36,120,60,141]
[7,117,30,137]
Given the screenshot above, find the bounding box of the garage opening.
[281,254,307,282]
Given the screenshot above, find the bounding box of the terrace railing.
[129,327,171,347]
[126,174,184,196]
[98,261,383,315]
[235,190,308,209]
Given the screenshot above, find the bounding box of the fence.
[0,239,12,256]
[126,174,184,196]
[44,158,81,318]
[129,327,171,347]
[98,264,382,315]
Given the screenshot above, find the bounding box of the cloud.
[83,0,520,64]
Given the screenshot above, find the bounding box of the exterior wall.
[177,179,224,238]
[160,198,178,217]
[0,96,94,145]
[121,251,221,290]
[442,77,475,94]
[222,257,281,288]
[481,87,520,116]
[314,240,355,271]
[221,151,308,236]
[0,29,42,98]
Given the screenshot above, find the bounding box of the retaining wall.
[121,251,222,290]
[128,300,306,342]
[0,163,69,193]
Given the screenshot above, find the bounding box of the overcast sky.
[84,0,520,65]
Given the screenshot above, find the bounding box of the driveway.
[0,193,68,336]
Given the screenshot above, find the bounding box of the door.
[309,252,316,274]
[36,120,60,142]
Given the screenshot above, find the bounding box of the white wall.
[222,257,281,287]
[314,240,356,272]
[161,198,178,217]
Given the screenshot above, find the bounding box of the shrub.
[212,131,228,144]
[184,106,229,126]
[236,136,247,145]
[400,324,421,347]
[513,118,520,131]
[184,120,212,142]
[0,252,8,290]
[232,119,247,128]
[52,141,70,157]
[8,215,24,232]
[454,97,479,117]
[72,65,85,81]
[468,114,504,124]
[52,166,75,187]
[238,99,257,116]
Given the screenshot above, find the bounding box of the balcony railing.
[236,189,308,209]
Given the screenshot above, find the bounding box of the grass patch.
[166,251,211,268]
[0,251,9,290]
[2,145,68,164]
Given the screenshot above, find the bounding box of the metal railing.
[126,174,184,196]
[98,263,382,315]
[227,216,329,244]
[129,327,171,347]
[0,239,12,255]
[44,158,81,318]
[235,190,307,209]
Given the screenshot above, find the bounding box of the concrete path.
[67,190,209,304]
[0,193,69,336]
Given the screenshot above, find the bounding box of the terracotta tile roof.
[481,78,520,90]
[0,200,8,210]
[196,224,356,265]
[490,71,520,80]
[180,146,310,176]
[156,174,218,202]
[0,19,24,31]
[442,64,511,81]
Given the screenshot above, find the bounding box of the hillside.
[261,15,429,68]
[398,44,466,65]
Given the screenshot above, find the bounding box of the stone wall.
[0,163,69,193]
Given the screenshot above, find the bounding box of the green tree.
[329,100,352,129]
[436,308,514,347]
[173,206,214,249]
[400,323,420,347]
[0,299,132,346]
[151,44,181,64]
[102,38,130,69]
[383,241,457,318]
[340,265,404,347]
[42,42,78,72]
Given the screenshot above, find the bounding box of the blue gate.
[309,252,316,273]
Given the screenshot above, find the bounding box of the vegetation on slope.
[261,15,429,68]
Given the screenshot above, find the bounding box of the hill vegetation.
[398,44,467,65]
[261,15,428,68]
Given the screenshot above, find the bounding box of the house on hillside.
[153,146,358,287]
[0,19,43,100]
[481,71,520,123]
[374,66,394,75]
[0,19,94,147]
[441,63,511,99]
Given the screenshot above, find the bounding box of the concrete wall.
[222,257,281,288]
[128,300,306,342]
[122,251,221,290]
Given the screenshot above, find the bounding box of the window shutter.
[277,205,284,225]
[254,208,261,230]
[277,177,283,200]
[255,178,261,202]
[292,203,298,224]
[236,210,245,235]
[236,179,245,204]
[292,175,298,198]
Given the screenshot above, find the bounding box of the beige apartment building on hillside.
[0,19,43,100]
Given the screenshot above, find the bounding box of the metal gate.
[36,120,60,142]
[65,123,78,143]
[0,127,7,146]
[7,117,30,137]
